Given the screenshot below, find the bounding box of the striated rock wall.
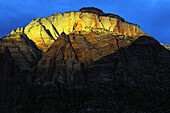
[37,32,142,84]
[0,33,42,71]
[80,7,125,21]
[6,8,143,52]
[21,10,143,51]
[37,32,170,112]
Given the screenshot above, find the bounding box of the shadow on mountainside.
[0,35,169,112]
[72,36,170,112]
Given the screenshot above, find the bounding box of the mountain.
[0,7,169,112]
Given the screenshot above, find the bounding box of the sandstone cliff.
[37,32,170,112]
[38,32,138,83]
[8,7,143,52]
[0,32,42,71]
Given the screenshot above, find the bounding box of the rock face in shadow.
[81,36,170,112]
[86,36,170,89]
[38,32,135,84]
[0,34,169,113]
[0,35,43,113]
[37,33,170,112]
[0,33,42,71]
[0,46,16,77]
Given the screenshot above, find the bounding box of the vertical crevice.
[40,27,48,47]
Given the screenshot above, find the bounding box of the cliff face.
[37,32,170,112]
[0,46,15,77]
[80,7,125,21]
[0,32,42,71]
[38,32,137,83]
[38,31,170,88]
[0,7,169,112]
[9,8,143,52]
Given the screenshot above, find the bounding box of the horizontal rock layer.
[0,33,42,71]
[9,10,143,52]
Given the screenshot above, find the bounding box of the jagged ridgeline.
[0,7,169,113]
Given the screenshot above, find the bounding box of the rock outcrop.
[80,7,125,21]
[0,32,42,71]
[8,7,143,52]
[79,7,105,16]
[0,46,16,77]
[161,43,170,50]
[37,32,170,112]
[38,32,136,83]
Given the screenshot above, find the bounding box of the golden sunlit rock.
[22,11,143,52]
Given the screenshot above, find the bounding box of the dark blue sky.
[0,0,170,44]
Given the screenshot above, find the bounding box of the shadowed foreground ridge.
[0,7,170,113]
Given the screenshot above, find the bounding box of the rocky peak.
[10,27,24,35]
[79,7,105,15]
[0,33,42,71]
[4,8,143,52]
[80,7,125,22]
